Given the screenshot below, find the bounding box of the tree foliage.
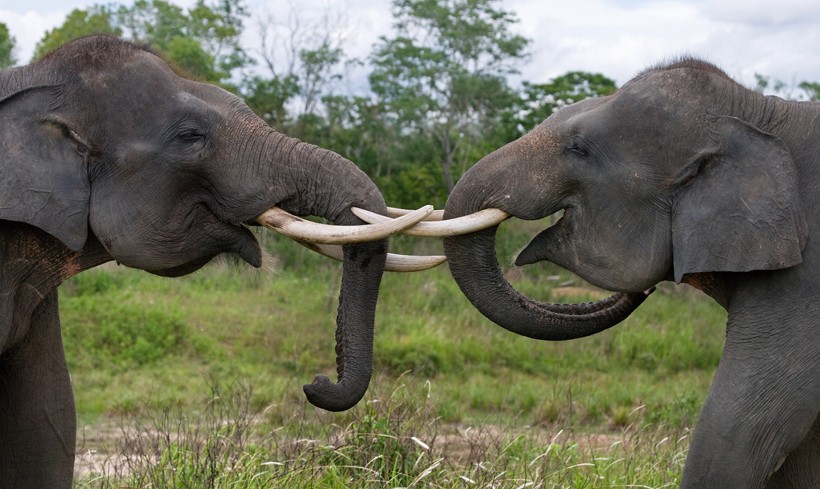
[516,72,617,133]
[0,22,15,68]
[369,0,529,196]
[798,81,820,102]
[117,0,248,83]
[33,6,121,60]
[754,73,820,102]
[32,0,247,85]
[243,4,351,137]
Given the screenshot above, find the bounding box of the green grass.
[64,225,728,487]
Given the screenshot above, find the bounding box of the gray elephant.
[0,35,429,487]
[442,59,819,488]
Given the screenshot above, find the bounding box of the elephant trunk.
[259,131,388,411]
[442,156,651,341]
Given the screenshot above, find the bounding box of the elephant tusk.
[351,207,510,237]
[296,241,447,272]
[257,205,433,244]
[387,206,445,221]
[383,253,448,272]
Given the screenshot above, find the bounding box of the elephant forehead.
[521,125,561,153]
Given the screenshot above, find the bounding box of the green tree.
[798,81,820,102]
[754,73,820,102]
[117,0,249,84]
[33,1,247,84]
[241,75,300,129]
[243,5,350,137]
[33,6,121,60]
[0,22,15,68]
[512,72,617,137]
[369,0,529,194]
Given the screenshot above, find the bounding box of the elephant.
[0,34,435,487]
[441,58,820,488]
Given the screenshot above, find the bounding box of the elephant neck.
[680,272,736,311]
[730,84,820,153]
[0,223,111,352]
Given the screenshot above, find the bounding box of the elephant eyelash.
[566,140,589,158]
[176,129,207,143]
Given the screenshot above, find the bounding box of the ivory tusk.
[297,241,447,272]
[257,205,433,244]
[383,253,447,272]
[351,207,510,237]
[387,206,445,221]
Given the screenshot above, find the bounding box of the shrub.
[62,293,188,370]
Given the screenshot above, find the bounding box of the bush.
[62,292,188,370]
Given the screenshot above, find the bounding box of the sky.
[2,0,820,93]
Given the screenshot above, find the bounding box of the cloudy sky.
[2,0,819,92]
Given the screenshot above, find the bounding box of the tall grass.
[75,377,689,488]
[63,222,727,486]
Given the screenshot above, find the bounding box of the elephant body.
[0,36,387,487]
[444,59,820,488]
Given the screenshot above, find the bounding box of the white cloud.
[506,0,820,89]
[705,0,820,27]
[0,9,67,62]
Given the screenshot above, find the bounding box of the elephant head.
[442,59,808,339]
[0,35,401,411]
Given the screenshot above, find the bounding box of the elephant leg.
[764,414,820,489]
[680,316,820,489]
[0,291,75,489]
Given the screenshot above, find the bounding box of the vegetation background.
[0,1,816,486]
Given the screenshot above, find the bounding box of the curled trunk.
[443,208,650,341]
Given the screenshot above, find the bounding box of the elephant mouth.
[148,219,262,276]
[149,254,216,277]
[514,207,573,267]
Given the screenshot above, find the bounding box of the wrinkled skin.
[0,36,387,487]
[444,59,819,488]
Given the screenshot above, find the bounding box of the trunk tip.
[303,374,366,412]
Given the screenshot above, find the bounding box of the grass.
[75,378,692,488]
[62,225,728,487]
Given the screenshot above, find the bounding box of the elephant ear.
[0,86,90,251]
[671,115,807,283]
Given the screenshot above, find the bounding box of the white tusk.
[384,253,447,272]
[387,206,445,221]
[257,205,433,244]
[296,241,447,272]
[351,207,510,237]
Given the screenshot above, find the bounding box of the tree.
[754,73,820,102]
[32,1,247,85]
[369,0,529,193]
[241,75,300,128]
[243,3,351,136]
[0,22,15,68]
[33,6,121,60]
[117,0,249,84]
[512,72,617,137]
[798,81,820,102]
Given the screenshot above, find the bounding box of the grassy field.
[64,223,727,488]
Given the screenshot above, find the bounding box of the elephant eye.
[566,140,589,158]
[176,129,207,143]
